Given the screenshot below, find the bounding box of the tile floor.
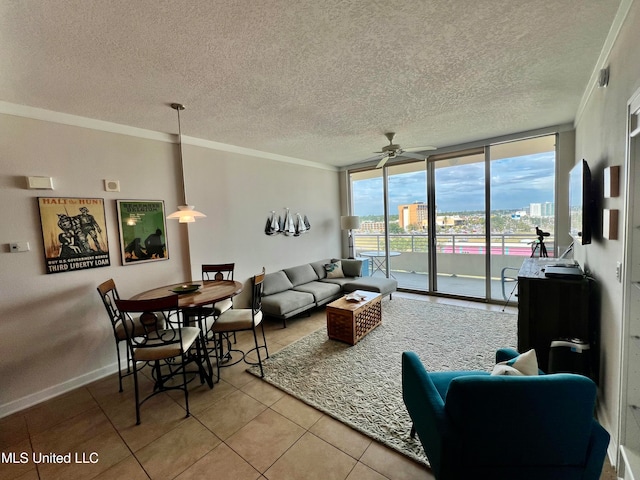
[0,293,617,480]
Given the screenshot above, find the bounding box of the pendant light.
[166,103,206,223]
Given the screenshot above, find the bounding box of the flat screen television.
[568,159,592,245]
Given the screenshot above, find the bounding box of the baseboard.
[596,399,620,476]
[606,427,619,470]
[0,363,118,419]
[609,441,620,477]
[621,446,640,480]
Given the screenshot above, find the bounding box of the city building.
[398,202,429,229]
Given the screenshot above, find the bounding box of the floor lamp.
[341,215,360,259]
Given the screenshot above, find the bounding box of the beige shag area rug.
[248,298,517,465]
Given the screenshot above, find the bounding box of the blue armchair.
[402,349,610,480]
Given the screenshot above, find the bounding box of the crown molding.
[0,101,337,172]
[183,135,337,171]
[575,0,634,127]
[0,101,172,142]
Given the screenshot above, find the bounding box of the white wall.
[183,143,342,305]
[0,113,341,416]
[574,0,640,459]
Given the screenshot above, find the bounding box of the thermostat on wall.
[104,179,120,192]
[26,176,54,190]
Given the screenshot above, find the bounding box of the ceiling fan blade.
[362,153,385,163]
[403,146,437,152]
[376,155,390,168]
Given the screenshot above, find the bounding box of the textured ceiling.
[0,1,623,168]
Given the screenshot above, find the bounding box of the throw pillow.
[340,259,363,277]
[262,271,294,296]
[491,349,539,376]
[324,261,345,279]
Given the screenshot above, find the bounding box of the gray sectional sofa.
[261,258,397,326]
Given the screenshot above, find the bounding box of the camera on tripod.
[532,227,550,258]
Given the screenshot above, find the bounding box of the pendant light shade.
[167,205,206,223]
[167,103,206,223]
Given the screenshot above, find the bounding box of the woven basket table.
[326,290,382,345]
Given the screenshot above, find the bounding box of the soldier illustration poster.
[116,200,168,265]
[37,197,110,274]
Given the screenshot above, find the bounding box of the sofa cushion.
[311,259,332,279]
[261,290,315,316]
[320,277,354,288]
[343,277,398,296]
[340,259,363,278]
[324,260,345,278]
[263,271,294,296]
[293,281,341,303]
[284,264,319,287]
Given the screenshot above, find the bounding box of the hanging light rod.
[166,103,206,223]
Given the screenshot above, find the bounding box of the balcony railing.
[355,232,553,257]
[353,232,554,299]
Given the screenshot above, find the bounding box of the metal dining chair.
[191,263,237,355]
[210,267,269,380]
[202,263,236,315]
[115,295,212,424]
[185,263,236,329]
[97,278,165,392]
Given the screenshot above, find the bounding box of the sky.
[352,152,555,216]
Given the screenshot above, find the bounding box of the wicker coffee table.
[326,290,382,345]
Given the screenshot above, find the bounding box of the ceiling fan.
[365,132,437,168]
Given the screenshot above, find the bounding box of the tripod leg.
[502,280,519,312]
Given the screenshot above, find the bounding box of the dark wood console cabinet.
[517,258,596,375]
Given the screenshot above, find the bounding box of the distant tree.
[388,223,404,234]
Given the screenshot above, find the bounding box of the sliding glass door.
[350,162,428,284]
[347,133,556,302]
[388,162,428,288]
[429,149,486,298]
[489,135,557,302]
[350,169,388,276]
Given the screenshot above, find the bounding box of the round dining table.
[129,279,243,387]
[130,280,243,308]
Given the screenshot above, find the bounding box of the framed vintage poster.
[116,200,169,265]
[37,197,111,274]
